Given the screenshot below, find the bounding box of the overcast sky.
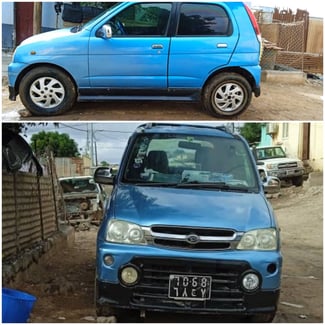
[25,122,233,164]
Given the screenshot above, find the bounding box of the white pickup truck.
[254,146,305,186]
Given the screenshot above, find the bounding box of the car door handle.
[217,43,228,48]
[152,44,164,50]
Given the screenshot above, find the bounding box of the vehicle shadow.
[143,312,243,323]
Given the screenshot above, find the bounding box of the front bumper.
[96,256,280,316]
[268,168,304,179]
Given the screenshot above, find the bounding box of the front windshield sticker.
[133,137,150,169]
[133,157,143,169]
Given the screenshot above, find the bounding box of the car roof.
[256,146,281,149]
[134,123,237,139]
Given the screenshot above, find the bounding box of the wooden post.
[33,2,42,35]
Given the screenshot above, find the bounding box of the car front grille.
[129,257,249,312]
[278,162,298,169]
[145,226,240,250]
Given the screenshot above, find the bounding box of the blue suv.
[94,123,282,322]
[8,2,262,118]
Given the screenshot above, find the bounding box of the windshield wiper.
[132,181,179,187]
[127,181,252,192]
[177,181,228,188]
[177,181,251,192]
[71,24,83,33]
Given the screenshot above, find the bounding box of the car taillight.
[244,4,261,38]
[244,4,263,60]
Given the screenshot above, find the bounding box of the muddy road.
[16,179,323,323]
[2,80,323,121]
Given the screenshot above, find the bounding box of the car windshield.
[122,133,258,192]
[256,147,286,160]
[60,178,98,194]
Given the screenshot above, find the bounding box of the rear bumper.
[9,86,17,101]
[253,86,261,97]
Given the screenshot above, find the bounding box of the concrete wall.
[272,122,323,172]
[54,156,92,178]
[306,18,323,54]
[1,2,63,49]
[273,123,302,158]
[309,123,324,171]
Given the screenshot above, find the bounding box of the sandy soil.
[2,79,323,122]
[12,181,323,323]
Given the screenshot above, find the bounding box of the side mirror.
[94,167,114,185]
[251,145,258,161]
[97,24,113,39]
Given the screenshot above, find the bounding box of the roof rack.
[137,123,233,134]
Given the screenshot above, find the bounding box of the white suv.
[255,146,305,186]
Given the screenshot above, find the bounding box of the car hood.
[16,28,89,57]
[110,184,274,231]
[258,157,300,164]
[62,192,98,200]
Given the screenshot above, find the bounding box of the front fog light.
[242,273,260,292]
[120,266,139,286]
[103,255,114,266]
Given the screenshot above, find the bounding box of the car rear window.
[177,3,232,36]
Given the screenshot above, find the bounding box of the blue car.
[94,123,282,322]
[8,2,262,118]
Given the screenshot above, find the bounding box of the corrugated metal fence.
[2,172,58,260]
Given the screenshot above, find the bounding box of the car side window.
[177,3,232,36]
[110,3,172,36]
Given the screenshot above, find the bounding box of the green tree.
[239,123,263,145]
[30,131,80,157]
[2,123,58,137]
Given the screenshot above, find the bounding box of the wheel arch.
[14,63,78,95]
[203,67,257,94]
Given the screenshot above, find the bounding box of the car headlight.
[237,228,278,250]
[106,219,146,244]
[266,163,278,170]
[297,161,304,168]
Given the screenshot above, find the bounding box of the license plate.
[168,274,212,301]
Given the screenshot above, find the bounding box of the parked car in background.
[8,2,261,118]
[254,146,305,187]
[93,123,282,322]
[59,176,106,230]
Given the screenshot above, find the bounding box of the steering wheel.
[114,20,126,35]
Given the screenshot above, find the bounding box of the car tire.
[19,66,76,116]
[202,73,252,118]
[292,175,304,187]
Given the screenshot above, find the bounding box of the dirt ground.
[13,179,322,323]
[1,79,323,121]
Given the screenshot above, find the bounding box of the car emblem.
[186,233,200,244]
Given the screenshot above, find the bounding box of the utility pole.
[33,2,42,35]
[90,124,94,168]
